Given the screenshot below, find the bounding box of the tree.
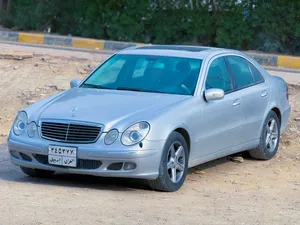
[0,0,11,11]
[2,0,299,54]
[214,0,254,49]
[252,0,300,54]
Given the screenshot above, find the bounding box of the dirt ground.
[0,51,107,140]
[0,47,299,225]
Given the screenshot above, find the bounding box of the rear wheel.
[249,111,280,160]
[20,167,55,178]
[148,131,188,192]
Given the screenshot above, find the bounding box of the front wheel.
[148,131,189,192]
[249,111,280,160]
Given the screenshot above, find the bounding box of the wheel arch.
[259,106,282,138]
[174,127,191,153]
[271,107,282,125]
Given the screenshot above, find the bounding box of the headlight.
[104,129,119,145]
[27,122,37,138]
[13,111,28,136]
[121,122,150,146]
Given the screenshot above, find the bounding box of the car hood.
[30,88,190,131]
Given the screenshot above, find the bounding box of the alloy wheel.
[167,141,186,183]
[265,118,279,152]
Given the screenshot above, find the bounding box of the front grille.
[33,154,102,170]
[41,121,102,143]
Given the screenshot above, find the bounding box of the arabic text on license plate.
[48,146,77,167]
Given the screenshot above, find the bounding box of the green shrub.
[251,0,300,54]
[214,1,254,49]
[0,10,13,28]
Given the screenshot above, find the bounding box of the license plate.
[48,146,77,167]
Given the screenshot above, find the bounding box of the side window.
[206,57,232,93]
[227,56,254,89]
[249,62,264,83]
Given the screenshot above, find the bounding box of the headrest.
[176,60,191,74]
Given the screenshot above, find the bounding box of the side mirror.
[204,88,225,101]
[70,79,82,88]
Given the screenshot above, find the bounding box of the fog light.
[19,152,32,161]
[107,162,123,170]
[123,162,136,170]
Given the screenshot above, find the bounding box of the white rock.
[231,156,244,163]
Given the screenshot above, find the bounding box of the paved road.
[0,41,112,61]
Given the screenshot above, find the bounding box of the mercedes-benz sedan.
[8,45,291,191]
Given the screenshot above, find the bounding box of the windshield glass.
[81,54,202,95]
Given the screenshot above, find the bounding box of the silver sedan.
[8,45,291,191]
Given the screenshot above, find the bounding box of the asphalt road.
[0,41,112,61]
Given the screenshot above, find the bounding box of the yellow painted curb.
[72,38,104,50]
[18,33,44,44]
[278,56,300,69]
[136,43,147,46]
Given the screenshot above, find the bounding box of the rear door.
[225,56,270,144]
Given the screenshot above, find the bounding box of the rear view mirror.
[204,88,225,101]
[70,79,82,88]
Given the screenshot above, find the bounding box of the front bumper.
[8,136,164,180]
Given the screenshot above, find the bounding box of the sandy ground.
[0,44,299,225]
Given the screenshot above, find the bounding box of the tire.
[148,131,189,192]
[249,111,280,160]
[20,166,55,178]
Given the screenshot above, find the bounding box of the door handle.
[233,99,241,107]
[261,91,268,97]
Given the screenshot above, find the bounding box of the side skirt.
[188,139,259,168]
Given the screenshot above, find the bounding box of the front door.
[191,56,243,159]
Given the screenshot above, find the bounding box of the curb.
[0,31,299,69]
[246,53,300,70]
[0,31,145,51]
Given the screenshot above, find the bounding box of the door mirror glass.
[70,79,82,88]
[204,88,225,101]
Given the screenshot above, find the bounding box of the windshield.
[81,54,202,95]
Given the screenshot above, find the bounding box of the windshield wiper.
[82,84,164,93]
[116,87,163,93]
[81,83,113,90]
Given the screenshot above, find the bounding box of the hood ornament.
[70,106,78,117]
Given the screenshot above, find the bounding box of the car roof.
[118,45,237,59]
